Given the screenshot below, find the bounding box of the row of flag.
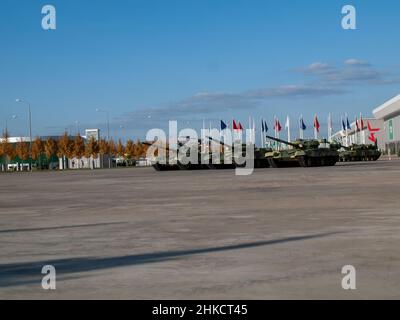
[216,113,374,147]
[219,114,365,134]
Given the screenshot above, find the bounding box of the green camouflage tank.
[339,143,381,162]
[265,135,339,168]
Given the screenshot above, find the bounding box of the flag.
[342,118,346,132]
[346,117,351,130]
[232,120,238,130]
[220,120,227,131]
[314,115,320,133]
[355,116,360,131]
[261,120,265,133]
[264,121,268,133]
[238,122,243,130]
[300,117,306,130]
[274,119,282,132]
[285,116,290,129]
[360,115,364,130]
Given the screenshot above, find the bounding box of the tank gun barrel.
[265,135,298,148]
[142,141,179,152]
[206,136,232,149]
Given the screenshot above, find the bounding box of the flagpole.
[300,114,304,139]
[253,117,256,146]
[357,116,360,144]
[202,119,206,153]
[299,115,301,140]
[345,113,349,147]
[286,116,291,143]
[248,115,251,144]
[328,113,332,142]
[314,115,317,139]
[361,113,365,144]
[260,117,264,148]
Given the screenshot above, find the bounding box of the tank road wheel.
[254,159,269,168]
[177,161,191,170]
[267,158,278,168]
[298,156,308,167]
[207,163,217,169]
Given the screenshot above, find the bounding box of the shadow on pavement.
[0,231,344,288]
[0,222,126,234]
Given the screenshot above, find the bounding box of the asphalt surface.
[0,160,400,299]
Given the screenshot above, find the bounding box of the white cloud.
[344,59,371,67]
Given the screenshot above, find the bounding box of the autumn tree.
[31,137,43,163]
[125,139,134,159]
[73,135,85,168]
[44,138,58,166]
[98,139,109,156]
[57,132,73,170]
[133,140,145,159]
[85,137,99,169]
[108,140,117,157]
[0,130,15,170]
[142,142,149,158]
[117,139,125,158]
[98,138,109,168]
[16,139,29,160]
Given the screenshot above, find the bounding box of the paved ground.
[0,160,400,299]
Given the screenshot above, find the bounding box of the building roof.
[373,95,400,120]
[0,137,31,143]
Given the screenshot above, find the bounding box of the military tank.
[265,135,339,168]
[144,142,180,171]
[339,143,381,162]
[146,138,227,171]
[206,137,271,169]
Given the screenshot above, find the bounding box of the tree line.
[0,131,149,170]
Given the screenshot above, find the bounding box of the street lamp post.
[16,99,33,171]
[96,108,111,168]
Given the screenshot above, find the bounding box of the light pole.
[96,108,111,168]
[16,99,33,171]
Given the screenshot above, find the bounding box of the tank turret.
[265,135,339,168]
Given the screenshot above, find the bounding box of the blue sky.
[1,0,400,141]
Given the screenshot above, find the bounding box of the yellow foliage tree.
[15,139,29,163]
[117,139,125,158]
[44,138,58,161]
[108,140,117,157]
[125,139,134,159]
[0,130,15,166]
[85,136,99,159]
[73,135,85,168]
[31,137,43,161]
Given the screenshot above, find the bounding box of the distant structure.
[0,128,113,171]
[331,118,385,150]
[84,128,100,141]
[332,94,400,153]
[373,95,400,154]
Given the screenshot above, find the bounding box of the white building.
[373,95,400,154]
